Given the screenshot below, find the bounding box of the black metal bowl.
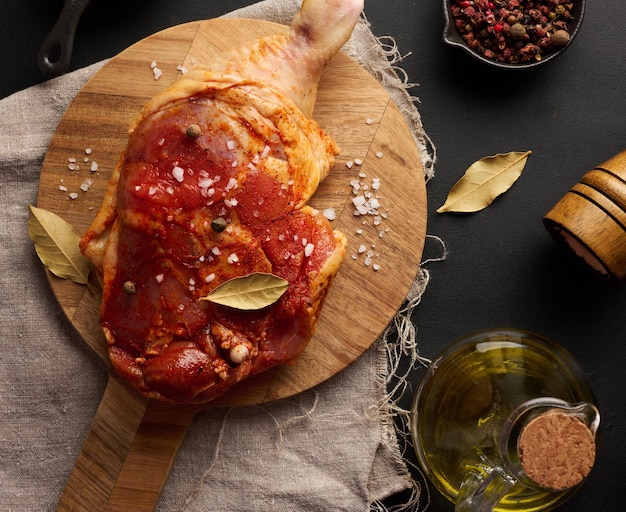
[442,0,585,70]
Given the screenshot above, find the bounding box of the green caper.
[211,217,227,233]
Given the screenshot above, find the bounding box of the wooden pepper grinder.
[544,150,626,283]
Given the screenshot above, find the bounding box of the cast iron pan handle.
[37,0,92,77]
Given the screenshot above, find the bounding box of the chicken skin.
[79,0,363,403]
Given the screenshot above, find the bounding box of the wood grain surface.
[36,18,427,511]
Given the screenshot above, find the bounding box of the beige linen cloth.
[0,1,434,510]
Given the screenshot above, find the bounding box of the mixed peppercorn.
[450,0,576,64]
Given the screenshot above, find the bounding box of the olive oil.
[410,330,596,512]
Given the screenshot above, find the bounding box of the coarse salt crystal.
[205,273,216,283]
[69,192,78,200]
[261,145,270,159]
[148,186,158,196]
[176,65,188,74]
[354,158,363,166]
[358,244,367,254]
[346,161,354,169]
[373,263,381,271]
[227,140,236,150]
[352,195,366,207]
[227,253,239,264]
[59,185,67,192]
[212,247,221,256]
[172,166,185,182]
[80,179,93,192]
[85,148,92,155]
[304,243,315,257]
[155,274,164,284]
[68,157,76,163]
[226,177,238,190]
[90,161,98,172]
[375,151,384,159]
[153,66,162,80]
[323,208,336,221]
[366,118,373,125]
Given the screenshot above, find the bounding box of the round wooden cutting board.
[38,18,426,511]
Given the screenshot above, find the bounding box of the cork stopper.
[518,412,596,491]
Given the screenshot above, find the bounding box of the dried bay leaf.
[200,272,288,310]
[437,150,532,213]
[28,205,90,284]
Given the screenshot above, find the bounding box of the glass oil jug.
[410,329,600,512]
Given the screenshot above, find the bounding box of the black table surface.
[3,1,625,510]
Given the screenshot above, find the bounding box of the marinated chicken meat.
[79,0,363,403]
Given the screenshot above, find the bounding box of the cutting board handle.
[57,373,203,511]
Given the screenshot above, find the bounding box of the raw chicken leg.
[79,0,363,403]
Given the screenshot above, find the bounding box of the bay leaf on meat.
[437,150,532,213]
[27,205,90,284]
[200,272,288,310]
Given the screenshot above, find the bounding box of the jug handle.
[456,465,516,512]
